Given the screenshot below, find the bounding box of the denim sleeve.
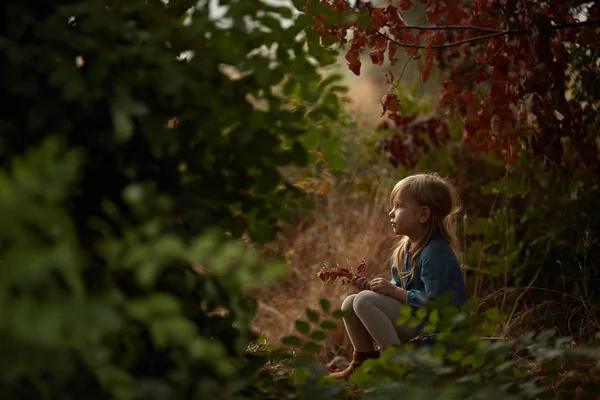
[405,248,449,308]
[391,264,402,287]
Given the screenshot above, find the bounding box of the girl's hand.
[350,276,371,291]
[370,277,398,297]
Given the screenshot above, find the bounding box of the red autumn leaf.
[492,66,509,81]
[438,89,452,108]
[476,52,486,64]
[371,8,388,29]
[445,79,459,97]
[369,35,387,65]
[475,71,488,84]
[345,48,361,76]
[446,6,467,24]
[356,260,366,277]
[317,261,369,285]
[490,114,502,139]
[385,5,405,25]
[490,80,509,105]
[370,48,385,65]
[422,47,435,82]
[425,0,441,23]
[460,90,473,103]
[399,0,413,11]
[394,27,417,55]
[388,41,399,65]
[382,92,401,115]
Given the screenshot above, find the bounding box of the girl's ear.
[419,206,431,224]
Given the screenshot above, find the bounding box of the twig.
[375,30,515,49]
[495,0,512,30]
[393,50,420,89]
[374,20,600,50]
[503,266,541,336]
[258,301,286,321]
[385,23,505,33]
[457,38,509,84]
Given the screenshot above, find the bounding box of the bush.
[1,0,345,397]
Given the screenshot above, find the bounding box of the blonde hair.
[390,172,461,285]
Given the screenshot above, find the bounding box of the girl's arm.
[391,286,407,303]
[369,277,407,302]
[404,246,452,309]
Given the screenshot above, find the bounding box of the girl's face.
[389,191,427,240]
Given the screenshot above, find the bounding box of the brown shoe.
[328,350,380,380]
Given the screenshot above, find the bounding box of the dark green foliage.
[1,0,344,398]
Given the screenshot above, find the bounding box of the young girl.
[329,172,468,380]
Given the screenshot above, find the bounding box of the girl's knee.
[341,294,357,314]
[353,290,378,313]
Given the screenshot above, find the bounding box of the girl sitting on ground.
[329,172,468,380]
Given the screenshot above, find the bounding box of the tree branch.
[385,23,505,33]
[375,30,519,49]
[553,19,599,30]
[375,20,600,50]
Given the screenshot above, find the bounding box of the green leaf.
[282,77,297,96]
[448,350,464,362]
[461,354,475,367]
[396,315,409,326]
[357,10,371,29]
[408,319,421,328]
[416,307,427,321]
[303,131,319,150]
[112,104,134,143]
[472,354,486,369]
[331,309,345,319]
[305,308,319,323]
[317,73,343,91]
[255,167,281,194]
[320,320,337,330]
[295,320,311,334]
[461,298,481,313]
[485,307,504,323]
[303,341,321,354]
[325,152,346,171]
[322,136,341,154]
[429,309,439,325]
[292,0,305,12]
[291,141,308,166]
[307,152,319,165]
[432,343,446,358]
[311,330,327,341]
[321,36,337,48]
[282,335,303,347]
[319,298,330,314]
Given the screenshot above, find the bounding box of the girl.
[329,172,468,380]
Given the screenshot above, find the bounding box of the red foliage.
[301,0,600,171]
[317,260,367,286]
[376,114,451,169]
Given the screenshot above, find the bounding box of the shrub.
[1,0,345,397]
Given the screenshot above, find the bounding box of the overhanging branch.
[376,19,600,50]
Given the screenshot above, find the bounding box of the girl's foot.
[327,350,380,380]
